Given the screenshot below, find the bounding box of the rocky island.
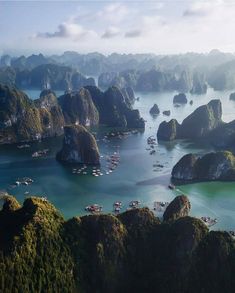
[149,104,160,116]
[172,151,235,182]
[0,193,234,293]
[173,93,187,104]
[56,125,100,165]
[157,99,222,141]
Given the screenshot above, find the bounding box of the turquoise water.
[1,87,235,230]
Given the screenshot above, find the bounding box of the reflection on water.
[0,87,235,230]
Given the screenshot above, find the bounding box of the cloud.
[35,22,96,40]
[102,27,120,39]
[125,30,142,38]
[182,0,224,17]
[97,3,128,24]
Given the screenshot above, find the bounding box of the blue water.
[1,87,235,230]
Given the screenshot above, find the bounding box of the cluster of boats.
[14,177,34,187]
[71,152,120,177]
[200,216,218,227]
[85,204,103,213]
[32,149,49,158]
[153,201,170,212]
[85,200,141,214]
[146,136,157,155]
[104,130,139,140]
[72,166,89,175]
[17,144,30,149]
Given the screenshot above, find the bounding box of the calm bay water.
[1,88,235,230]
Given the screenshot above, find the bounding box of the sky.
[1,0,235,56]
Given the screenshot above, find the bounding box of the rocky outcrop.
[157,100,222,141]
[208,120,235,150]
[59,88,99,126]
[163,110,170,116]
[86,86,145,129]
[149,104,160,116]
[229,92,235,100]
[163,195,191,222]
[15,63,95,91]
[3,194,235,293]
[56,125,100,165]
[0,85,64,144]
[157,119,180,141]
[173,93,187,104]
[190,72,207,95]
[172,151,235,182]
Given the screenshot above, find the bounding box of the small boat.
[129,200,140,208]
[113,201,122,207]
[168,184,175,190]
[85,204,103,213]
[114,206,121,213]
[200,216,218,227]
[153,201,169,212]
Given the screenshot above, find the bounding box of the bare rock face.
[86,85,145,129]
[59,88,99,126]
[157,99,222,141]
[149,104,160,116]
[163,195,191,222]
[173,93,187,104]
[172,151,235,182]
[56,125,100,165]
[157,119,180,141]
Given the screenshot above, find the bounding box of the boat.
[113,201,122,207]
[85,204,103,213]
[32,149,49,158]
[168,184,175,190]
[200,217,218,227]
[114,206,121,213]
[153,201,169,212]
[17,144,30,149]
[129,200,140,208]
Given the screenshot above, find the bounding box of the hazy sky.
[1,0,235,56]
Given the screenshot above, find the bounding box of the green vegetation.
[0,195,234,293]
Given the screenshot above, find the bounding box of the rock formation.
[59,88,99,126]
[229,92,235,101]
[190,72,207,95]
[163,195,191,221]
[173,93,187,104]
[86,85,145,129]
[0,85,64,144]
[157,100,222,141]
[172,151,235,182]
[1,194,235,293]
[163,110,171,116]
[149,104,160,116]
[157,119,180,141]
[56,125,100,165]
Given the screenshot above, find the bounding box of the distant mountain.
[1,50,235,91]
[0,64,95,91]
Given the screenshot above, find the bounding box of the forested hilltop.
[0,194,235,293]
[2,50,235,92]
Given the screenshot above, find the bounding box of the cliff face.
[86,85,145,129]
[59,88,99,126]
[0,85,64,143]
[56,124,100,165]
[157,99,222,141]
[172,151,235,182]
[15,63,95,91]
[1,194,235,293]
